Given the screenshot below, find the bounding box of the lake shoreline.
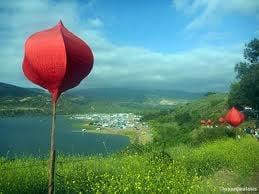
[0,116,130,157]
[77,124,152,144]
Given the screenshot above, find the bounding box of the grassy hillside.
[0,82,43,97]
[142,93,255,146]
[1,137,258,193]
[143,93,228,124]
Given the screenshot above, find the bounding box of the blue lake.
[0,116,130,157]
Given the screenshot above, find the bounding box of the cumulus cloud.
[0,0,243,92]
[173,0,259,30]
[88,45,242,92]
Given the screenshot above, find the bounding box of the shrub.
[190,126,236,145]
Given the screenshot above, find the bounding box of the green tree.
[235,38,259,79]
[228,38,259,109]
[244,38,259,63]
[239,63,259,109]
[228,82,248,108]
[234,62,249,79]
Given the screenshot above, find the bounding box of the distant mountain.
[0,82,44,97]
[69,88,204,101]
[0,82,205,116]
[0,82,204,101]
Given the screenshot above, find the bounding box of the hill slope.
[0,82,204,100]
[143,93,228,123]
[142,93,238,146]
[69,88,204,102]
[0,82,43,97]
[0,82,205,116]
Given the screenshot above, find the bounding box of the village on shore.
[70,113,148,131]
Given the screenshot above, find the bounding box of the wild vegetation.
[142,93,234,146]
[1,39,259,193]
[1,137,258,193]
[228,38,259,109]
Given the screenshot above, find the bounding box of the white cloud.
[173,0,259,30]
[0,0,244,92]
[86,18,103,28]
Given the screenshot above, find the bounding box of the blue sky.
[86,0,257,52]
[0,0,258,92]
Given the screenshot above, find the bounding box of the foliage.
[170,93,228,123]
[190,126,235,145]
[234,62,249,79]
[229,38,259,109]
[174,112,192,125]
[0,137,258,193]
[151,122,191,147]
[244,38,259,63]
[239,63,259,109]
[141,109,174,122]
[227,82,248,109]
[144,93,229,147]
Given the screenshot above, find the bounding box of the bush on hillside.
[152,122,192,147]
[190,126,236,145]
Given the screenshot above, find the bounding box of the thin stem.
[48,101,56,194]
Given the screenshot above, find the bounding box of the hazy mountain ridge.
[0,82,205,116]
[0,82,204,101]
[0,82,44,97]
[69,88,204,101]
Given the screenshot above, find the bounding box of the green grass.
[1,137,258,193]
[142,93,228,125]
[143,93,258,147]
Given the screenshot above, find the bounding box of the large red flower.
[23,21,94,103]
[225,107,245,127]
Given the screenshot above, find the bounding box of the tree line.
[228,38,259,111]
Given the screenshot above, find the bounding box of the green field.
[1,137,258,193]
